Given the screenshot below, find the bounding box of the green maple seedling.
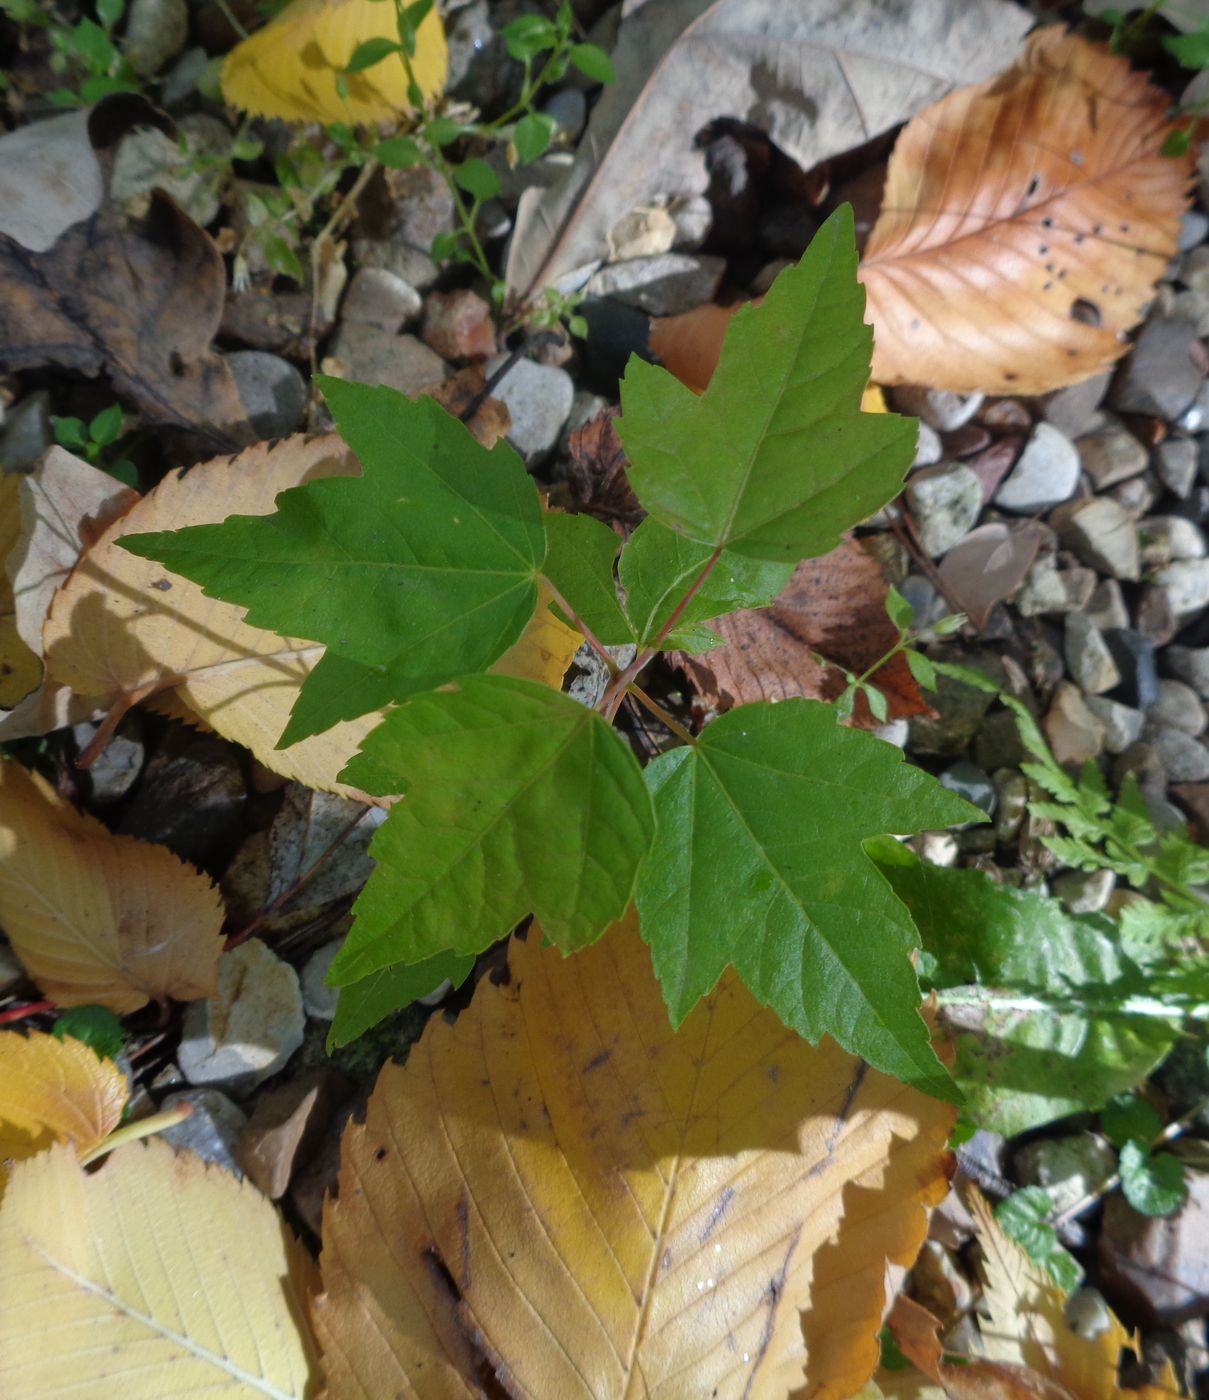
[122,206,980,1100]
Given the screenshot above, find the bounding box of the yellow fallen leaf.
[861,28,1190,395]
[968,1192,1177,1400]
[0,474,41,708]
[222,0,447,125]
[0,1138,320,1398]
[0,1030,128,1195]
[0,448,138,742]
[0,761,223,1012]
[313,914,954,1399]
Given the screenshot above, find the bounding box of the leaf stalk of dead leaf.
[625,684,695,746]
[601,542,723,719]
[225,804,370,951]
[78,1100,194,1166]
[540,573,617,673]
[76,678,178,771]
[889,505,968,619]
[0,1000,54,1026]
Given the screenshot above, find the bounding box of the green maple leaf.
[635,699,977,1099]
[121,378,545,743]
[542,512,634,644]
[618,204,916,562]
[329,950,475,1048]
[618,517,793,651]
[328,675,655,987]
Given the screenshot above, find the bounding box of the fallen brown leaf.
[507,0,1031,299]
[0,760,223,1012]
[313,913,954,1399]
[236,1069,350,1200]
[862,27,1190,394]
[0,98,251,452]
[678,537,930,725]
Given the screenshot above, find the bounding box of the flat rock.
[1104,628,1160,709]
[1157,558,1209,622]
[227,350,307,440]
[1157,438,1199,498]
[994,423,1080,512]
[178,939,305,1096]
[323,326,449,397]
[1017,561,1097,617]
[339,267,422,330]
[485,355,574,466]
[892,387,985,432]
[1086,578,1130,631]
[1139,515,1206,565]
[1100,1172,1209,1324]
[1051,497,1140,580]
[1039,371,1112,437]
[1150,679,1206,736]
[1043,682,1107,765]
[1077,429,1148,490]
[159,1089,247,1174]
[585,252,727,316]
[1167,646,1209,698]
[1065,615,1121,694]
[124,0,188,75]
[905,463,983,556]
[1084,695,1145,754]
[1111,316,1206,420]
[1149,726,1209,782]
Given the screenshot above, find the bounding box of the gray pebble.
[912,422,943,469]
[1065,615,1121,694]
[586,253,726,316]
[339,267,422,330]
[892,387,985,432]
[1156,438,1199,498]
[1112,317,1206,420]
[1167,645,1209,698]
[1039,371,1111,438]
[1149,726,1209,782]
[1053,867,1116,914]
[324,326,448,397]
[1077,430,1148,490]
[905,463,983,556]
[1051,497,1140,580]
[1086,578,1130,631]
[124,0,188,76]
[0,391,50,470]
[227,350,307,439]
[301,940,341,1021]
[1156,558,1209,623]
[939,760,996,816]
[487,354,574,467]
[160,1089,247,1175]
[1083,695,1145,754]
[994,422,1080,512]
[1017,561,1097,617]
[1149,678,1206,736]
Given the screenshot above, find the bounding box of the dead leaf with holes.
[885,1193,1178,1400]
[0,96,251,452]
[0,1030,128,1196]
[313,913,954,1399]
[0,760,223,1012]
[0,448,139,742]
[678,536,930,725]
[650,29,1190,396]
[860,27,1191,394]
[0,1139,320,1398]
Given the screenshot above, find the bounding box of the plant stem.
[225,806,371,950]
[307,156,380,371]
[0,998,53,1025]
[598,544,724,720]
[937,985,1209,1021]
[627,686,695,746]
[540,576,618,672]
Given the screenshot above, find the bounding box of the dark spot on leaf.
[1071,298,1101,326]
[1026,174,1040,197]
[374,1146,387,1161]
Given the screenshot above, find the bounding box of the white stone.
[1052,497,1140,580]
[995,423,1080,512]
[1139,515,1207,565]
[1168,646,1209,699]
[1083,695,1145,754]
[1064,615,1121,695]
[301,940,341,1021]
[486,355,574,466]
[892,387,985,432]
[1157,558,1209,623]
[1150,679,1207,736]
[1015,1133,1117,1218]
[178,940,305,1096]
[340,267,422,330]
[905,463,982,556]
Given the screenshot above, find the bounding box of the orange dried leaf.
[861,28,1191,394]
[0,1030,128,1195]
[0,761,223,1012]
[314,914,954,1399]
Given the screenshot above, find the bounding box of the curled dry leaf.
[862,27,1191,394]
[650,30,1190,397]
[222,0,448,124]
[0,1139,320,1399]
[0,1030,128,1195]
[0,97,250,451]
[679,536,930,725]
[0,761,223,1012]
[0,448,139,742]
[313,913,954,1399]
[886,1192,1178,1400]
[507,0,1031,298]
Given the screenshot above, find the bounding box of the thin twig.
[225,806,371,950]
[307,158,380,375]
[627,685,696,747]
[0,999,53,1026]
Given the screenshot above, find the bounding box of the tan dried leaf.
[0,473,40,708]
[0,760,223,1012]
[861,28,1191,394]
[0,1139,319,1398]
[314,914,954,1399]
